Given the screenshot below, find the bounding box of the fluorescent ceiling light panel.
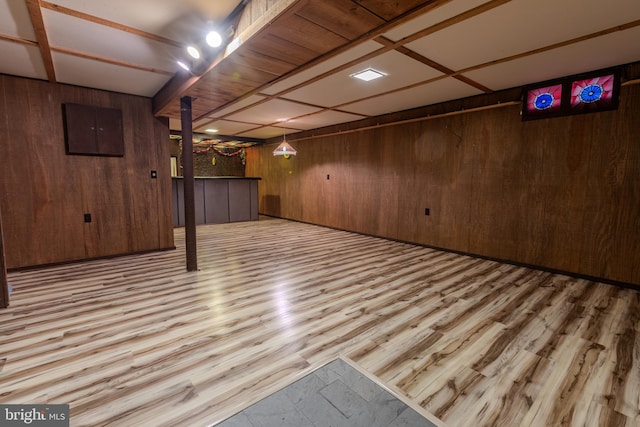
[351,68,386,81]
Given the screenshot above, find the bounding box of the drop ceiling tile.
[193,119,258,135]
[261,40,382,96]
[193,117,214,128]
[206,95,266,118]
[341,77,483,116]
[282,50,443,108]
[286,110,367,130]
[0,41,47,80]
[382,0,492,42]
[53,51,171,96]
[239,126,301,139]
[225,99,323,125]
[50,0,242,40]
[464,26,640,90]
[0,0,35,39]
[406,0,640,72]
[43,9,180,73]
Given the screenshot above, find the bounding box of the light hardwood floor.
[1,218,638,426]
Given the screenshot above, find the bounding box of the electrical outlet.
[327,174,330,180]
[424,208,430,216]
[84,213,92,223]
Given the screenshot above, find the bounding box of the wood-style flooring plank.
[1,218,639,426]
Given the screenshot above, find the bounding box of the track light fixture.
[206,30,222,48]
[176,28,232,73]
[186,46,201,59]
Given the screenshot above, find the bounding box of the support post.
[180,96,197,271]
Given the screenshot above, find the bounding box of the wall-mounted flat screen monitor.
[570,74,617,112]
[522,67,620,121]
[525,84,563,117]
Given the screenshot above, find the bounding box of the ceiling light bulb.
[187,46,200,59]
[177,60,190,71]
[206,31,222,48]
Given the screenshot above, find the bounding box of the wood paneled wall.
[0,205,7,307]
[246,84,640,287]
[0,74,174,269]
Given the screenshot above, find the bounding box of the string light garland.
[179,143,246,166]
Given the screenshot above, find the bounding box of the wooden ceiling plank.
[25,0,56,82]
[230,48,299,75]
[248,33,321,66]
[354,0,434,21]
[192,79,261,101]
[269,13,350,54]
[294,0,384,40]
[215,61,280,86]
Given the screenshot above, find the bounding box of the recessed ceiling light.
[205,128,218,133]
[350,68,386,81]
[186,46,200,59]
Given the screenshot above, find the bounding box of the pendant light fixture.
[272,133,297,157]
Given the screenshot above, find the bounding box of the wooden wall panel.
[0,205,7,308]
[0,76,86,266]
[577,85,640,283]
[466,106,549,264]
[340,130,399,237]
[624,88,640,285]
[395,116,474,252]
[523,114,588,273]
[246,84,640,287]
[152,116,175,249]
[0,75,174,269]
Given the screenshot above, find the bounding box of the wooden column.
[0,205,9,308]
[180,96,197,271]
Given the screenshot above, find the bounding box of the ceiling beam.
[152,0,296,117]
[25,0,56,82]
[192,0,457,122]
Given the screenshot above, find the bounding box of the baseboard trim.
[7,246,177,272]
